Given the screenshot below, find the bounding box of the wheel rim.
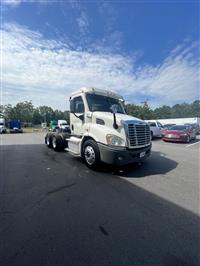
[52,137,57,148]
[84,146,95,165]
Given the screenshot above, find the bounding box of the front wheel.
[186,135,190,143]
[83,140,100,169]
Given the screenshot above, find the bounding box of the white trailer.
[45,88,152,168]
[157,117,200,126]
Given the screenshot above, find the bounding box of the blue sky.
[1,0,199,110]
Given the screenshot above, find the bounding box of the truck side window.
[70,99,74,113]
[148,122,156,127]
[71,96,84,113]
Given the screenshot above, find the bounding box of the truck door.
[70,96,85,136]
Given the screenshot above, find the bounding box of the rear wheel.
[52,135,64,151]
[83,140,100,169]
[46,134,53,148]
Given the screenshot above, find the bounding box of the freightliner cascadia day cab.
[45,88,152,168]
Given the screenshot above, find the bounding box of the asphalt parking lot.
[0,133,199,266]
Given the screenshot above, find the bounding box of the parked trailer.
[157,117,200,126]
[45,88,152,168]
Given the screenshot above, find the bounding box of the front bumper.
[162,135,187,142]
[0,129,6,133]
[10,129,23,133]
[98,143,152,166]
[162,136,187,142]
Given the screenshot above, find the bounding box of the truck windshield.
[86,93,125,113]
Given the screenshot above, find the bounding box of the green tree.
[13,101,34,122]
[154,105,172,119]
[3,104,15,120]
[38,106,54,124]
[190,100,200,117]
[32,108,42,125]
[125,104,142,118]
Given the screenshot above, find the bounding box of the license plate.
[140,151,146,158]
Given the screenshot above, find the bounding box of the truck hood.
[92,112,146,126]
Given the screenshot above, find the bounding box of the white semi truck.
[0,118,6,134]
[45,88,152,168]
[57,120,70,130]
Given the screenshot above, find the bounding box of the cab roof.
[70,87,124,101]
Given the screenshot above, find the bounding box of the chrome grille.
[127,123,151,147]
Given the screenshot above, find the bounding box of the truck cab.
[0,118,6,134]
[45,88,152,168]
[50,120,58,131]
[57,120,70,131]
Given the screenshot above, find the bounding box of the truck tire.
[52,135,64,151]
[186,135,190,143]
[46,134,53,148]
[83,139,100,169]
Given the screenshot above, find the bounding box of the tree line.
[0,100,199,125]
[125,100,200,120]
[0,101,69,125]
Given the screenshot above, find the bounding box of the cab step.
[65,136,81,156]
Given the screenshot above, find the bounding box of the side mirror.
[86,111,92,118]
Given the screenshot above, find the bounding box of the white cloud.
[2,0,22,6]
[76,11,89,35]
[1,23,199,110]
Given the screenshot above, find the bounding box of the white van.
[146,120,163,138]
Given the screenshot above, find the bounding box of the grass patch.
[22,127,48,133]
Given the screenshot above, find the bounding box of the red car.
[162,125,196,143]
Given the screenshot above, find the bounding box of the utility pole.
[141,99,149,108]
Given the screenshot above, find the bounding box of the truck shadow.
[97,151,178,178]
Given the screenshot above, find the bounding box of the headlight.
[106,134,125,146]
